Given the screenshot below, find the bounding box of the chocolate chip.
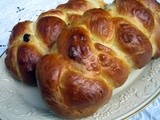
[23,34,30,42]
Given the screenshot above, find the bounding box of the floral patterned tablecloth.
[0,0,159,120]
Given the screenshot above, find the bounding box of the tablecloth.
[0,0,160,120]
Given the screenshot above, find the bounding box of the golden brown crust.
[81,8,114,43]
[57,0,106,15]
[155,23,160,56]
[57,0,90,12]
[17,44,42,85]
[115,0,155,32]
[113,18,152,68]
[98,53,130,87]
[67,14,82,23]
[38,9,65,19]
[113,0,160,58]
[8,21,32,46]
[95,43,130,87]
[36,16,67,48]
[136,0,160,13]
[58,26,94,64]
[36,54,112,118]
[63,72,112,109]
[5,46,20,80]
[5,21,45,86]
[95,43,115,55]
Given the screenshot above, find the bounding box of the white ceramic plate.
[0,53,160,120]
[0,0,160,120]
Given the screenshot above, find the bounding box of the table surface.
[0,0,160,120]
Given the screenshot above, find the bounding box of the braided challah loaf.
[5,0,106,86]
[5,0,160,119]
[36,0,160,118]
